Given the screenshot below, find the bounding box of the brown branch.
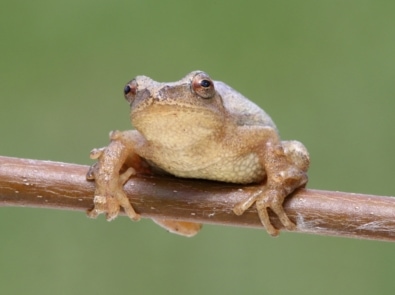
[1,155,395,242]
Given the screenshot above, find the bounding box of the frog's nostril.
[124,85,131,95]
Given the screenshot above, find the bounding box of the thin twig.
[1,156,395,242]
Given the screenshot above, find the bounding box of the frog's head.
[123,71,226,148]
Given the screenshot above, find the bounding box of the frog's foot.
[86,158,140,222]
[233,167,307,236]
[233,188,294,236]
[256,188,296,236]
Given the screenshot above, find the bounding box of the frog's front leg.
[234,140,309,236]
[87,130,203,237]
[86,130,145,221]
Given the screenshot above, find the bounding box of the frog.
[86,71,310,237]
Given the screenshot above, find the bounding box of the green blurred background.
[1,1,395,294]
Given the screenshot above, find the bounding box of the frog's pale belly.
[152,152,266,184]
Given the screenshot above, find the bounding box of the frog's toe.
[87,195,109,218]
[89,147,106,160]
[118,194,140,221]
[119,167,136,185]
[255,204,279,236]
[87,191,140,222]
[103,196,122,221]
[233,189,262,216]
[255,189,295,236]
[86,207,99,218]
[86,163,97,180]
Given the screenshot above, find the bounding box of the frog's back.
[214,81,277,129]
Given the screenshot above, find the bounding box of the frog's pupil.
[200,80,211,88]
[124,85,131,95]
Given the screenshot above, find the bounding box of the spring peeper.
[87,71,309,237]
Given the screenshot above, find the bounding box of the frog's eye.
[200,79,212,88]
[124,85,131,95]
[192,73,215,99]
[124,79,138,103]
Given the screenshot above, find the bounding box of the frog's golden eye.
[192,73,215,99]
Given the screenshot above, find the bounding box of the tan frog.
[87,71,309,237]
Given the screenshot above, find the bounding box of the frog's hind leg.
[152,219,202,237]
[282,140,310,172]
